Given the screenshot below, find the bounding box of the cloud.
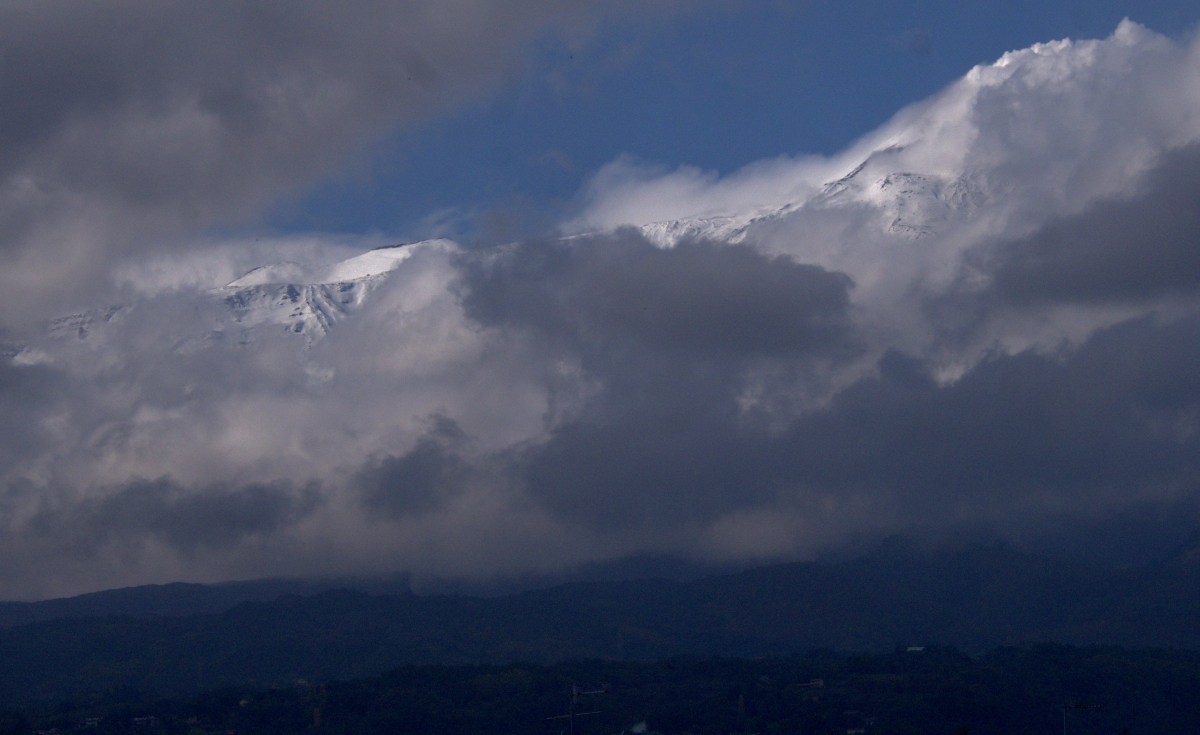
[573,20,1199,264]
[971,143,1200,305]
[788,315,1200,514]
[0,475,322,600]
[459,231,856,360]
[7,20,1200,597]
[0,360,65,479]
[28,477,321,555]
[458,231,858,530]
[559,22,1200,386]
[358,415,472,519]
[0,0,681,320]
[452,226,1200,555]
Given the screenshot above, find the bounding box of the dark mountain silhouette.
[0,556,734,629]
[2,538,1199,704]
[0,576,413,629]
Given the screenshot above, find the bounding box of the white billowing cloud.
[567,153,842,237]
[8,21,1200,598]
[573,20,1200,368]
[575,20,1195,262]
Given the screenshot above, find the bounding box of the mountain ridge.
[2,538,1199,704]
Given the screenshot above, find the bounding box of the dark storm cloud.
[28,477,321,555]
[0,1,614,220]
[0,360,65,474]
[973,143,1200,304]
[517,310,1200,543]
[454,230,1200,548]
[461,231,856,359]
[358,416,472,519]
[458,231,859,529]
[788,315,1200,503]
[0,0,681,317]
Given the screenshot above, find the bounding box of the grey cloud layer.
[359,416,473,520]
[0,0,668,317]
[978,143,1200,304]
[29,478,321,555]
[460,234,856,359]
[374,225,1200,547]
[458,234,858,529]
[8,209,1200,596]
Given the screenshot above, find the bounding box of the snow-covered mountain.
[29,240,456,356]
[16,20,1194,364]
[638,150,990,247]
[29,143,975,358]
[217,240,453,343]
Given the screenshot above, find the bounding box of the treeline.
[2,645,1197,735]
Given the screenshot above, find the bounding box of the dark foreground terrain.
[2,645,1197,735]
[3,538,1200,703]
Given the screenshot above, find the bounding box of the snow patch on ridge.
[225,262,312,288]
[217,239,456,343]
[36,239,459,352]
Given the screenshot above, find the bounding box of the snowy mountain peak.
[218,239,455,343]
[814,159,989,238]
[29,239,459,356]
[637,146,989,248]
[225,262,312,288]
[224,239,453,289]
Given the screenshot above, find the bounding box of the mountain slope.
[2,540,1199,704]
[0,576,413,630]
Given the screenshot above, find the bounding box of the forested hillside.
[3,646,1197,735]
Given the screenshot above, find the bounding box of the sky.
[3,1,1200,600]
